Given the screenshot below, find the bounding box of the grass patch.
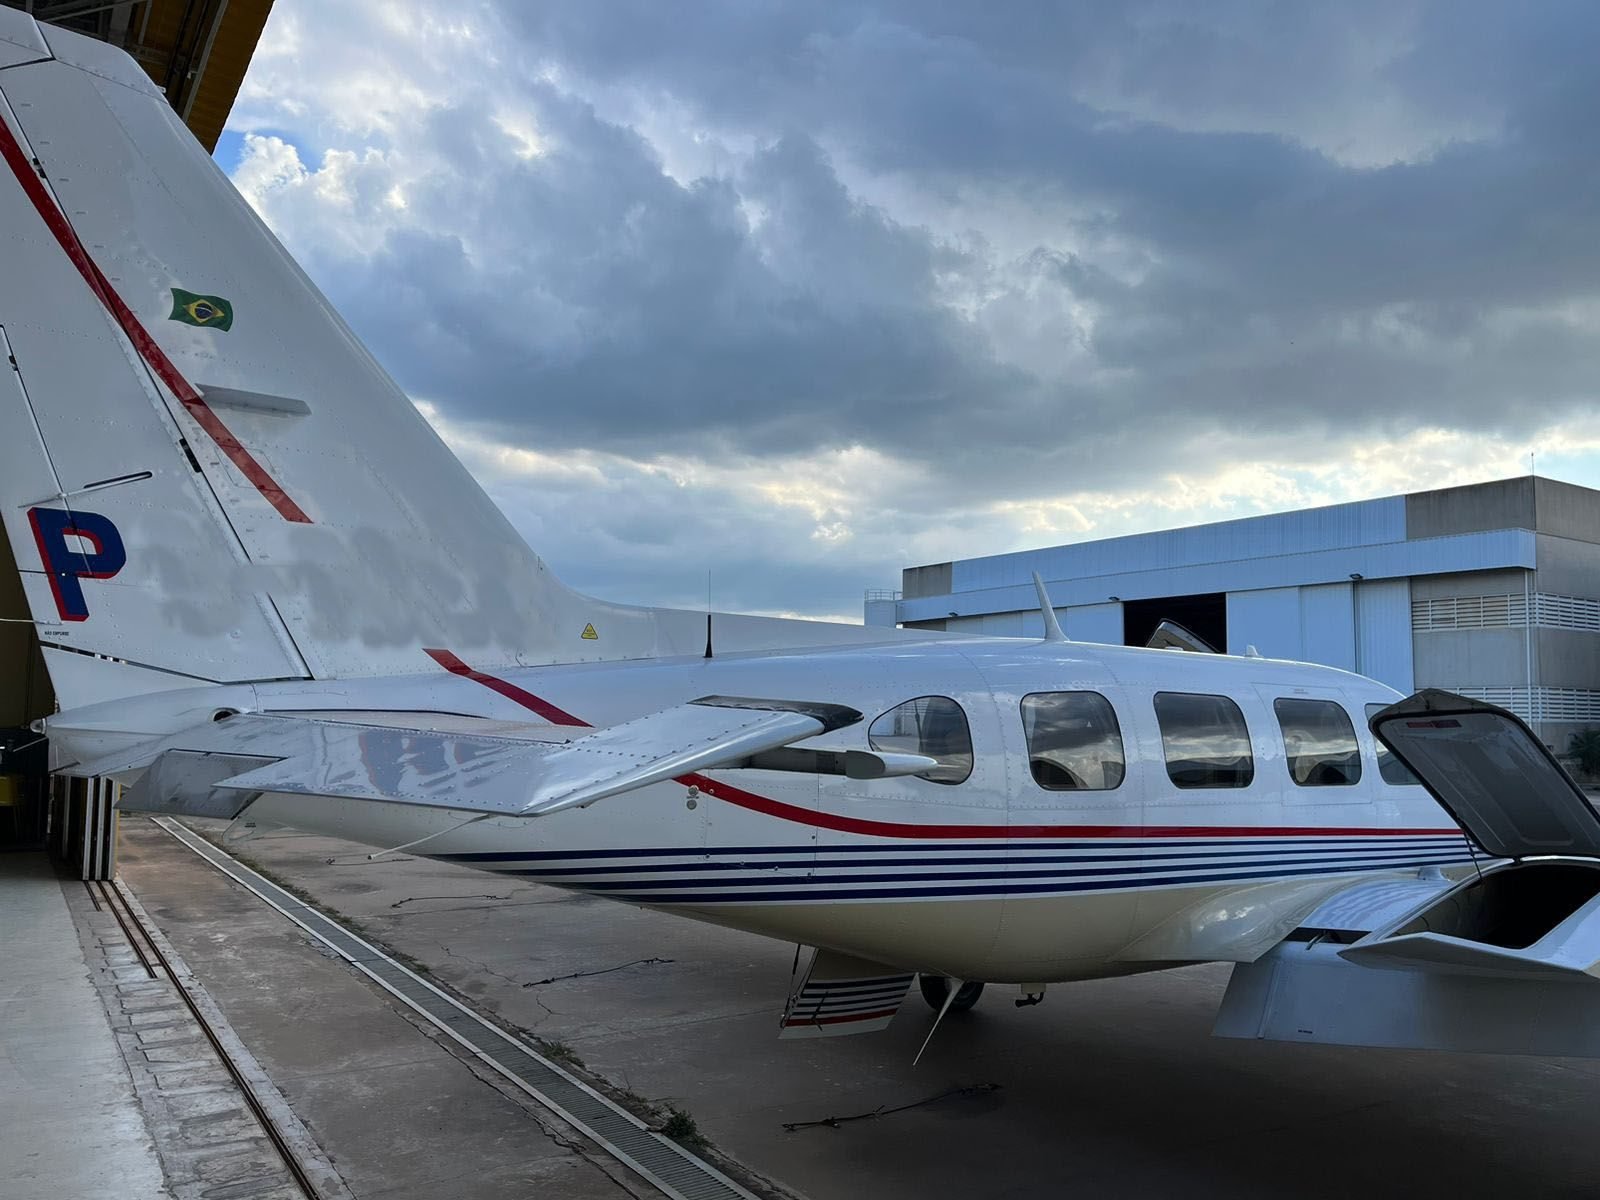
[660,1106,707,1148]
[538,1039,584,1069]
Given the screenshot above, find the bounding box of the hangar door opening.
[1122,592,1227,655]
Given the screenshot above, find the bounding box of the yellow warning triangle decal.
[580,623,599,640]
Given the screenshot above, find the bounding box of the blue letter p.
[28,507,126,622]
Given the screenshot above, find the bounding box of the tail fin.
[0,14,896,711]
[0,12,585,703]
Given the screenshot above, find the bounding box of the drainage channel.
[150,816,763,1200]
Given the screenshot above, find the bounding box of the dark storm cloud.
[243,0,1600,500]
[312,87,1027,463]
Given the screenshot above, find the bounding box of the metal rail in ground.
[88,876,340,1200]
[149,816,765,1200]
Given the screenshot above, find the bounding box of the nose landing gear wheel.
[918,975,985,1012]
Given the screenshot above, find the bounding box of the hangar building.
[868,476,1600,751]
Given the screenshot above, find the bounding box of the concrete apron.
[119,817,1600,1200]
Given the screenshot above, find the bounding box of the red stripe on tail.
[423,648,587,727]
[0,110,312,523]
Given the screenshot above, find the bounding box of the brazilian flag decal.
[168,288,233,331]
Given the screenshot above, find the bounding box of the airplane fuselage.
[56,636,1474,983]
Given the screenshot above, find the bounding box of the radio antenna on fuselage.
[1032,572,1069,643]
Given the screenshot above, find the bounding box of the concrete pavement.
[119,818,1600,1199]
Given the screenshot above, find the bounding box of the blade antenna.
[1032,572,1069,643]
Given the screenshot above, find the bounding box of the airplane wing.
[1216,690,1600,1057]
[109,696,862,821]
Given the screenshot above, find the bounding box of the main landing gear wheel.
[918,975,985,1012]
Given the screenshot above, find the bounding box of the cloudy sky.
[217,1,1600,621]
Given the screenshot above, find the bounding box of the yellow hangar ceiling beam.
[2,0,274,152]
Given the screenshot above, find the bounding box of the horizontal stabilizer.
[119,750,275,821]
[108,696,858,819]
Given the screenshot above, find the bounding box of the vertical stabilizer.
[0,13,905,710]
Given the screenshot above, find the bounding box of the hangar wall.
[1221,578,1413,693]
[875,476,1600,750]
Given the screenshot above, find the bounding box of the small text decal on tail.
[27,507,125,622]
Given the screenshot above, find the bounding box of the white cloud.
[224,0,1600,618]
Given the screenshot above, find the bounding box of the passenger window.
[1274,698,1361,786]
[1153,692,1254,788]
[868,696,973,785]
[1365,703,1421,786]
[1021,692,1125,791]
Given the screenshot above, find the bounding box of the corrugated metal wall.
[1300,584,1356,671]
[1063,602,1122,645]
[1221,581,1412,688]
[1225,587,1300,659]
[950,496,1407,593]
[1354,578,1414,692]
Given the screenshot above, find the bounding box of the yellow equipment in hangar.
[0,0,273,868]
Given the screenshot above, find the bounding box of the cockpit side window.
[1153,692,1255,788]
[868,696,973,785]
[1021,692,1125,791]
[1365,702,1422,786]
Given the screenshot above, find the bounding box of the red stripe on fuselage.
[430,651,1463,841]
[0,110,312,523]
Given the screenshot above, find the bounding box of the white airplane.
[6,11,1600,1057]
